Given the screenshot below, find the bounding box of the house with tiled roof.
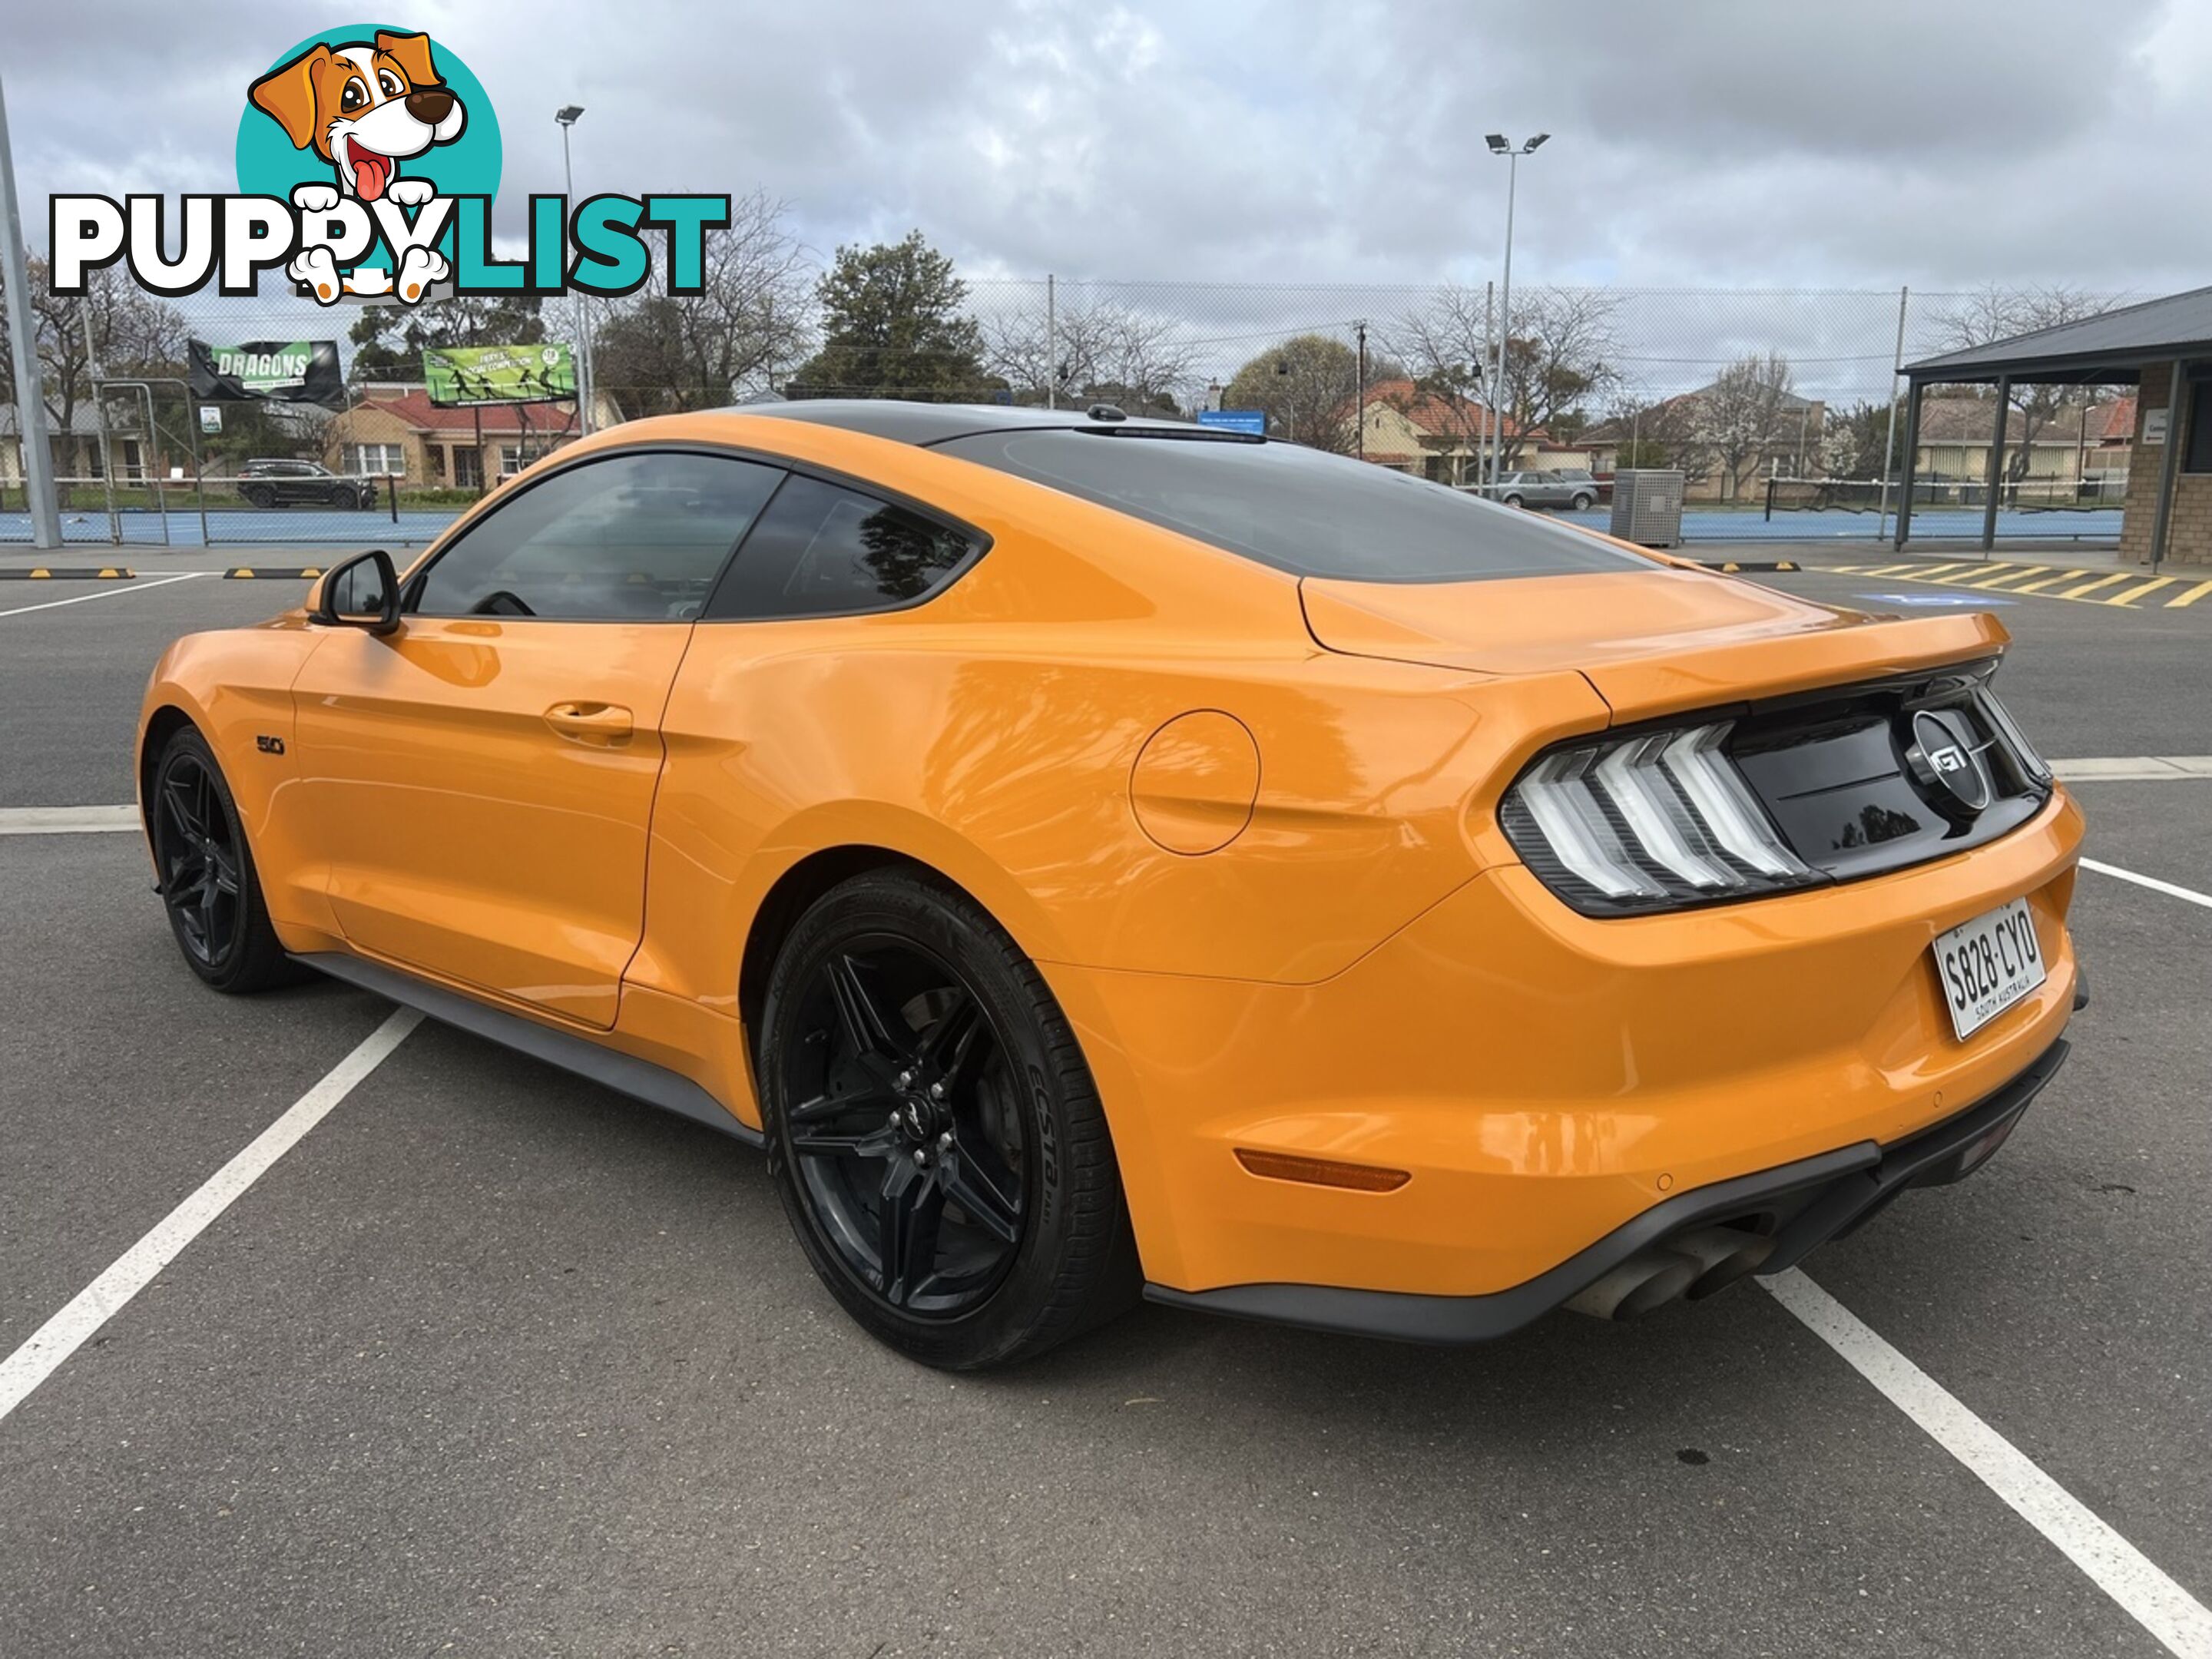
[320,383,622,489]
[1353,379,1584,482]
[1908,395,2134,487]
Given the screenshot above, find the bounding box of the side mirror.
[310,548,401,636]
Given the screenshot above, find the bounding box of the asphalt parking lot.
[2,556,2207,1657]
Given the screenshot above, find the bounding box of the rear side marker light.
[1234,1149,1412,1192]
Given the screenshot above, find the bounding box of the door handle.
[544,700,635,743]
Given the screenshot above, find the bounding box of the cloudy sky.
[7,0,2210,295]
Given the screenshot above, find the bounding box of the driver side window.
[410,451,783,621]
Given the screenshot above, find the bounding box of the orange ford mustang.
[137,402,2083,1368]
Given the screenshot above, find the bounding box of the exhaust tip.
[1666,1226,1776,1300]
[1563,1250,1700,1323]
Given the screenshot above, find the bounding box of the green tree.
[347,293,549,381]
[1222,333,1360,453]
[788,231,992,401]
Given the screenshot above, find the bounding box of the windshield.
[935,432,1642,582]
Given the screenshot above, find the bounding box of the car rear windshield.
[935,431,1644,582]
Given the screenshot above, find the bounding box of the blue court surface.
[0,503,2125,550]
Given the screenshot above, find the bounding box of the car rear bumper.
[1142,1035,2069,1344]
[1050,789,2083,1306]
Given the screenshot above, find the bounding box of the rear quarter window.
[935,432,1642,582]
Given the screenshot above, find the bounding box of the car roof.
[743,399,1243,448]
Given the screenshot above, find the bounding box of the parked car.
[138,402,2081,1369]
[1469,469,1602,512]
[233,459,376,510]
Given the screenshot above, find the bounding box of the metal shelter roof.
[1905,286,2212,384]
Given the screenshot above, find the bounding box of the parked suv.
[234,459,376,510]
[1468,469,1601,512]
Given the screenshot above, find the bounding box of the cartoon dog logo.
[248,30,462,301]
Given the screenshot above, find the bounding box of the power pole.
[0,74,63,548]
[1356,320,1367,462]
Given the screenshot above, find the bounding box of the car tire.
[242,485,274,508]
[149,727,306,994]
[759,867,1138,1369]
[1571,492,1595,512]
[1503,493,1525,508]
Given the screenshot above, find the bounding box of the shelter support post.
[2147,358,2187,574]
[1893,380,1924,550]
[1980,375,2009,555]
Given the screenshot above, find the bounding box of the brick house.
[1353,381,1580,482]
[321,384,621,488]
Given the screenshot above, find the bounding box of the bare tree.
[1494,286,1619,469]
[1934,284,2118,479]
[2,259,188,457]
[985,296,1203,415]
[1385,284,1497,484]
[592,190,814,416]
[1384,284,1617,478]
[1696,353,1797,502]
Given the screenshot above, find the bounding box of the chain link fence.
[1,272,2135,547]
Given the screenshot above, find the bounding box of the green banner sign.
[423,343,578,407]
[187,339,344,409]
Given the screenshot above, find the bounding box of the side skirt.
[293,951,764,1148]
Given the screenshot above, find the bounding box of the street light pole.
[1485,133,1547,498]
[555,105,595,435]
[0,74,62,548]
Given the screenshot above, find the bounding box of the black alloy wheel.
[242,484,275,508]
[788,939,1025,1315]
[761,869,1137,1369]
[150,729,302,993]
[154,748,241,968]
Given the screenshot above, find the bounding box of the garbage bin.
[1610,469,1684,548]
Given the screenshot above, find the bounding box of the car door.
[290,448,784,1028]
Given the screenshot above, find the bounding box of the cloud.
[2,0,2204,297]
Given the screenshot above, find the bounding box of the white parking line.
[2054,757,2212,782]
[0,1008,421,1426]
[1766,1270,2212,1659]
[0,571,207,619]
[2081,858,2212,911]
[0,805,140,836]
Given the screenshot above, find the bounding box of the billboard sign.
[423,343,578,406]
[187,339,346,408]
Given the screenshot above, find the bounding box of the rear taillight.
[1502,720,1818,915]
[1501,678,2054,918]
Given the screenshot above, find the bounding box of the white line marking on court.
[0,571,206,619]
[1765,1269,2212,1659]
[2081,857,2212,911]
[0,805,141,836]
[0,1007,421,1426]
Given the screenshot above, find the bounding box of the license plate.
[1932,898,2047,1041]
